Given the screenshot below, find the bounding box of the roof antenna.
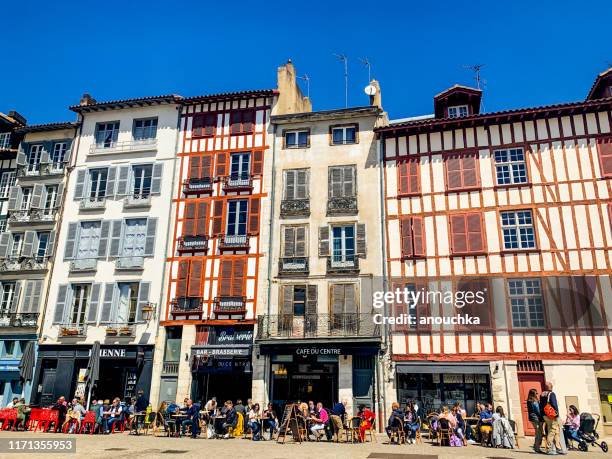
[297,74,311,98]
[359,57,372,82]
[333,53,349,108]
[463,64,486,112]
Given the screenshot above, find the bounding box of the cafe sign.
[295,347,341,356]
[192,346,250,357]
[207,327,253,346]
[100,348,127,358]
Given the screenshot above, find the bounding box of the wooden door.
[518,373,545,436]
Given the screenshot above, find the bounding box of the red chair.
[44,410,60,432]
[35,409,50,432]
[1,409,18,431]
[80,411,97,434]
[26,408,42,431]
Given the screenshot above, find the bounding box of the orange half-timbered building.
[377,69,612,435]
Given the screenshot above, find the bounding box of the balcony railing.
[105,323,136,337]
[69,258,98,272]
[213,296,247,316]
[327,256,360,274]
[222,174,253,192]
[218,234,250,251]
[256,313,380,340]
[0,256,49,272]
[183,177,213,195]
[8,208,57,225]
[170,298,204,317]
[162,361,179,376]
[79,197,106,210]
[177,235,209,253]
[278,257,309,276]
[280,199,310,217]
[17,162,67,178]
[114,256,145,270]
[59,323,87,337]
[0,312,39,328]
[123,194,151,208]
[89,139,157,155]
[327,196,358,216]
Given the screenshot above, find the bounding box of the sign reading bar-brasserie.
[192,347,250,357]
[296,347,341,356]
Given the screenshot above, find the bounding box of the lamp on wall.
[141,302,156,322]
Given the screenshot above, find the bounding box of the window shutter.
[31,184,45,209]
[0,233,9,258]
[215,153,227,177]
[296,169,308,199]
[63,222,78,260]
[329,168,343,198]
[318,226,329,257]
[281,285,293,315]
[56,183,64,206]
[230,112,241,134]
[399,158,420,195]
[98,221,111,258]
[461,154,478,188]
[450,215,468,254]
[189,156,201,180]
[252,150,263,175]
[446,155,463,190]
[188,260,202,297]
[242,110,254,133]
[195,201,208,236]
[29,280,43,313]
[392,282,407,332]
[412,217,425,257]
[53,284,69,324]
[74,170,86,200]
[47,231,56,257]
[219,260,232,296]
[151,162,163,194]
[306,285,317,314]
[10,281,21,312]
[345,284,357,313]
[22,231,35,258]
[343,166,355,196]
[136,282,151,322]
[598,137,612,176]
[192,114,204,137]
[248,198,260,234]
[17,151,27,167]
[285,170,296,199]
[109,220,122,257]
[183,202,196,237]
[356,223,366,257]
[87,283,102,323]
[466,213,484,252]
[204,113,216,136]
[201,155,212,179]
[40,148,50,164]
[295,226,306,257]
[231,259,245,296]
[7,186,21,211]
[116,166,130,196]
[100,283,115,323]
[332,284,345,315]
[283,227,296,257]
[144,218,157,256]
[105,166,117,197]
[22,280,34,312]
[176,261,189,297]
[211,201,224,236]
[400,217,413,258]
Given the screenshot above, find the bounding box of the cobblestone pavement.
[0,430,609,459]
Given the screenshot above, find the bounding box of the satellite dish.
[364,84,377,96]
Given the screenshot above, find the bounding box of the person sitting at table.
[205,397,217,415]
[64,398,86,433]
[262,403,278,440]
[403,401,419,444]
[452,403,467,446]
[221,400,237,439]
[247,403,262,441]
[235,399,246,418]
[386,402,404,442]
[51,396,68,431]
[358,404,376,443]
[135,390,149,413]
[15,398,31,430]
[477,403,494,444]
[105,398,124,433]
[6,397,19,408]
[309,402,329,441]
[179,399,200,438]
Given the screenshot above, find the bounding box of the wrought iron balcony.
[218,234,250,251]
[326,196,358,216]
[17,161,67,178]
[278,257,309,276]
[256,313,380,340]
[0,313,39,328]
[8,208,57,225]
[104,323,136,337]
[79,197,106,210]
[170,298,204,317]
[222,174,253,192]
[177,235,209,253]
[123,194,151,208]
[280,199,310,217]
[0,256,49,272]
[114,256,145,270]
[89,139,157,155]
[326,256,360,274]
[182,177,213,195]
[69,258,98,272]
[59,323,87,337]
[213,296,247,316]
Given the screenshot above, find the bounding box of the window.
[291,286,306,316]
[448,105,469,118]
[449,213,485,254]
[131,165,152,198]
[0,283,16,313]
[330,283,358,316]
[501,210,536,250]
[0,219,6,234]
[133,118,158,141]
[76,222,101,260]
[279,284,316,317]
[399,216,425,258]
[27,145,43,173]
[282,226,307,258]
[192,113,216,137]
[51,142,68,171]
[10,234,23,258]
[121,218,147,257]
[95,122,120,148]
[331,225,355,264]
[509,279,545,328]
[70,284,90,325]
[398,157,420,195]
[44,185,58,214]
[0,172,16,198]
[3,340,15,357]
[285,130,309,148]
[331,124,357,145]
[229,110,254,135]
[445,152,479,191]
[20,187,32,210]
[116,282,139,323]
[283,169,309,200]
[88,168,108,200]
[328,165,356,198]
[226,200,248,236]
[0,133,10,149]
[597,137,612,177]
[494,148,527,185]
[229,152,251,180]
[36,232,50,259]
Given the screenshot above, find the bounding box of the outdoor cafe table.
[212,414,226,438]
[130,412,147,435]
[171,413,188,437]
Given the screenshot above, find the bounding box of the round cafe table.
[172,413,188,437]
[130,412,147,435]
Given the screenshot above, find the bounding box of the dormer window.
[447,105,469,119]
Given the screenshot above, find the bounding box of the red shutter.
[252,150,263,175]
[219,260,233,296]
[192,115,204,137]
[188,259,203,297]
[455,279,491,331]
[392,282,408,332]
[183,202,196,237]
[204,113,216,136]
[412,217,425,257]
[242,110,254,133]
[415,281,431,331]
[598,137,612,177]
[211,201,224,236]
[195,201,208,236]
[248,198,260,234]
[400,216,413,258]
[461,153,478,188]
[216,153,227,177]
[466,213,484,252]
[230,112,241,134]
[450,214,468,253]
[201,156,212,179]
[189,156,201,180]
[398,158,419,195]
[231,259,245,296]
[445,152,479,190]
[176,260,189,297]
[446,155,463,190]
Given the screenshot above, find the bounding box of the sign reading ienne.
[100,348,127,358]
[295,347,341,356]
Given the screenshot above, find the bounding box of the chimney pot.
[80,93,97,106]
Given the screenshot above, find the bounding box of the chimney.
[80,93,97,106]
[274,59,312,115]
[7,110,27,126]
[368,79,382,109]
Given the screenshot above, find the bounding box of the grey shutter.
[29,280,43,313]
[31,183,45,209]
[151,163,163,194]
[281,285,293,315]
[22,231,36,258]
[356,223,366,257]
[10,281,21,312]
[7,186,21,211]
[56,183,65,207]
[344,166,356,196]
[74,170,86,200]
[283,227,295,257]
[296,169,308,199]
[64,141,73,163]
[109,220,122,257]
[116,166,130,196]
[40,150,50,165]
[332,284,344,315]
[144,218,157,256]
[53,285,69,324]
[87,283,102,323]
[306,285,317,314]
[97,220,110,258]
[47,231,56,257]
[285,170,295,199]
[16,151,27,166]
[22,280,34,312]
[329,168,343,198]
[63,222,78,260]
[295,226,306,257]
[100,283,115,323]
[105,166,117,197]
[0,233,10,258]
[345,284,357,313]
[318,226,329,257]
[136,282,151,322]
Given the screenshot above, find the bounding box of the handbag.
[543,393,557,418]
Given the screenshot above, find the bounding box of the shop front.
[395,362,491,415]
[32,344,154,406]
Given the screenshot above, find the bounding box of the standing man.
[330,399,347,441]
[540,382,566,455]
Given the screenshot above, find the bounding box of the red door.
[518,373,545,436]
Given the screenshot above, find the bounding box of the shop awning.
[396,362,490,375]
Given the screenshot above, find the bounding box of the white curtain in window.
[116,284,131,323]
[77,222,101,259]
[122,219,146,257]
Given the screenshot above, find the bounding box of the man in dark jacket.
[385,402,405,440]
[330,400,347,440]
[180,399,200,438]
[222,401,237,438]
[134,390,149,412]
[540,382,565,455]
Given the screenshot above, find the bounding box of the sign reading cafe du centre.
[296,347,341,356]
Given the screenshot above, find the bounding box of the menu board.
[124,370,137,399]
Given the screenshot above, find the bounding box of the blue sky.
[1,0,610,124]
